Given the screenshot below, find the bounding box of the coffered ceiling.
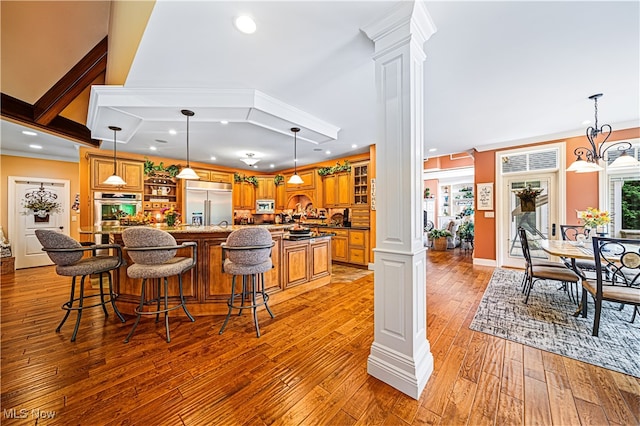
[2,1,639,171]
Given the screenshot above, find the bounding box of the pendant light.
[288,127,304,184]
[176,109,200,180]
[102,126,127,186]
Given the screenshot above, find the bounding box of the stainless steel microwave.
[256,199,275,214]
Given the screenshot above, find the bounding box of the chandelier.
[240,153,260,166]
[566,93,639,172]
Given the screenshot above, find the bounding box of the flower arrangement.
[514,185,543,202]
[580,207,611,228]
[161,206,181,226]
[21,184,62,217]
[144,158,180,177]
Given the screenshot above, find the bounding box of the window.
[603,139,640,236]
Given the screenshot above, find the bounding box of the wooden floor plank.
[1,249,638,425]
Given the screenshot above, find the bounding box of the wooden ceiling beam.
[1,93,100,147]
[33,36,108,125]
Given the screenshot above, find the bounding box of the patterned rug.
[469,268,640,378]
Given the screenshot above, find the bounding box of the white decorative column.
[362,1,437,399]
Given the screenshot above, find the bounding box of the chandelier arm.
[573,147,595,162]
[600,139,632,159]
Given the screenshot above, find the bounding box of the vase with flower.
[579,207,610,237]
[162,206,181,227]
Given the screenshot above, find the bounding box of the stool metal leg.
[108,272,126,323]
[56,276,76,333]
[124,278,147,343]
[261,273,275,319]
[99,272,109,317]
[155,278,161,323]
[164,277,170,343]
[238,275,247,316]
[219,275,237,334]
[251,274,260,337]
[178,274,195,322]
[71,275,87,342]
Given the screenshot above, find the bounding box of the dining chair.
[580,236,640,336]
[560,224,598,277]
[518,227,582,304]
[516,226,570,295]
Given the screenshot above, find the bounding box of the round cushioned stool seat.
[223,258,272,276]
[56,256,121,277]
[127,257,194,279]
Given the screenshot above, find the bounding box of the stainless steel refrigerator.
[185,181,233,226]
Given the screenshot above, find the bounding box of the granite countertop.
[80,224,294,235]
[282,232,335,241]
[302,223,370,231]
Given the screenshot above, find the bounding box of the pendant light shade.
[176,109,200,180]
[103,126,126,186]
[287,127,304,185]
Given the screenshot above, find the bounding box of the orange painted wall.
[473,127,639,260]
[1,155,81,240]
[473,150,496,260]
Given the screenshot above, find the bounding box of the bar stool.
[35,230,126,342]
[219,228,275,337]
[122,227,197,343]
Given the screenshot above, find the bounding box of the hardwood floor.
[1,249,638,425]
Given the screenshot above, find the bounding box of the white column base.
[368,340,433,400]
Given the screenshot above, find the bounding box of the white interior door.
[500,173,558,268]
[8,177,70,269]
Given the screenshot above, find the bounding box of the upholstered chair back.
[35,230,83,266]
[122,227,177,265]
[225,228,273,265]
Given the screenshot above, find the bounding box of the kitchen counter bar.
[81,225,332,316]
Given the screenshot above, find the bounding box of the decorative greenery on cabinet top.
[274,174,284,186]
[144,158,180,177]
[234,172,259,187]
[317,160,351,176]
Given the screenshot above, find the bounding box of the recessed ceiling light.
[210,156,217,160]
[581,120,591,125]
[29,144,43,149]
[149,146,157,151]
[253,165,259,169]
[235,16,256,34]
[428,148,438,152]
[325,150,331,155]
[220,120,229,125]
[22,130,37,136]
[270,164,274,168]
[351,144,358,148]
[169,129,177,135]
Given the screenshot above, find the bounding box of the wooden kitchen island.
[80,225,332,316]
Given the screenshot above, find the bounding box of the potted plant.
[428,228,452,251]
[458,221,474,249]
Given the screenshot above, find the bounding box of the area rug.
[469,268,640,378]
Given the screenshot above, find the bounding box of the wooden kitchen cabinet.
[283,243,309,288]
[351,161,369,206]
[310,238,331,280]
[285,169,316,191]
[256,176,276,200]
[275,183,287,210]
[323,172,350,208]
[194,169,232,183]
[233,181,256,210]
[331,229,349,262]
[348,229,369,266]
[91,156,144,192]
